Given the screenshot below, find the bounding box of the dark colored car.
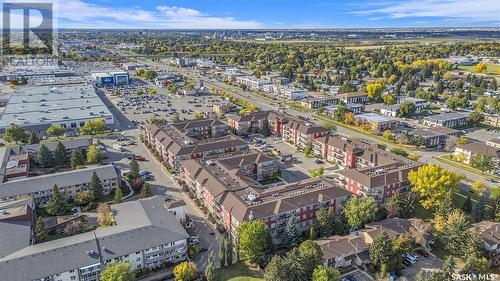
[135,155,146,161]
[415,249,429,257]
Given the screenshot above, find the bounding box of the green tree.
[490,187,500,221]
[205,251,216,281]
[312,265,340,281]
[219,238,226,267]
[470,152,494,174]
[462,196,472,213]
[75,191,93,206]
[100,262,134,281]
[440,210,472,257]
[46,125,65,138]
[54,141,67,166]
[408,164,462,210]
[89,171,103,202]
[194,111,205,120]
[139,182,152,198]
[344,197,377,229]
[316,207,336,237]
[114,187,123,204]
[471,192,489,222]
[226,234,234,265]
[369,231,392,270]
[284,248,307,281]
[467,111,485,125]
[304,147,312,157]
[382,130,393,141]
[264,255,289,281]
[29,131,39,144]
[298,240,323,278]
[129,158,140,179]
[398,101,416,117]
[86,144,103,164]
[3,125,28,144]
[173,261,197,281]
[282,215,299,247]
[70,149,85,169]
[34,217,48,242]
[461,255,490,275]
[47,185,67,215]
[80,119,107,135]
[37,144,55,168]
[309,226,317,240]
[238,220,270,266]
[366,83,383,100]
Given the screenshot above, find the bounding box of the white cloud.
[1,0,263,29]
[353,0,500,23]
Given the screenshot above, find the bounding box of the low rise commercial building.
[423,113,469,128]
[235,76,272,91]
[92,71,129,85]
[0,196,189,281]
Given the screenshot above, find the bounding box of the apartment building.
[282,121,330,148]
[227,111,272,135]
[483,114,500,127]
[235,76,272,91]
[473,221,500,253]
[180,153,351,244]
[300,97,338,109]
[145,122,248,170]
[312,135,367,168]
[423,113,469,128]
[281,88,309,101]
[336,92,369,104]
[0,196,189,281]
[170,119,228,139]
[0,165,120,205]
[325,103,365,115]
[397,96,429,113]
[409,127,460,148]
[453,141,500,166]
[355,113,400,132]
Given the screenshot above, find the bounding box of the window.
[71,277,76,280]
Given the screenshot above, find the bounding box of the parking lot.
[341,269,373,281]
[400,251,443,281]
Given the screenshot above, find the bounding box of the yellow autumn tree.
[474,62,487,73]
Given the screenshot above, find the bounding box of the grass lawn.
[457,63,500,76]
[436,155,499,181]
[216,262,264,281]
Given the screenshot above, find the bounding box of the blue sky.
[7,0,500,29]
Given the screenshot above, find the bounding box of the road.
[142,59,496,189]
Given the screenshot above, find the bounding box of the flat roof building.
[0,84,114,134]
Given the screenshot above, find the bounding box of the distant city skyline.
[4,0,500,29]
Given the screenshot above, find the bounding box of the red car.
[134,156,146,161]
[415,249,429,257]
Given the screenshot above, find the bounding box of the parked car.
[135,155,146,161]
[415,249,429,257]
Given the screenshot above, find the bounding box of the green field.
[216,262,264,281]
[457,63,500,75]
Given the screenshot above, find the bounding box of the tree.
[101,262,134,281]
[344,197,377,229]
[173,261,197,281]
[194,111,205,120]
[385,191,416,219]
[38,144,55,168]
[3,125,28,144]
[471,192,489,222]
[309,226,317,240]
[440,210,471,257]
[34,217,48,242]
[382,94,396,105]
[80,119,107,135]
[457,137,469,146]
[70,149,85,169]
[304,147,312,157]
[47,185,67,215]
[408,164,462,210]
[89,172,103,202]
[29,131,39,144]
[97,203,113,227]
[205,252,216,281]
[53,141,67,167]
[312,265,340,281]
[284,248,307,281]
[461,255,490,275]
[470,153,494,174]
[139,182,152,198]
[114,187,123,204]
[470,180,487,195]
[129,158,140,179]
[298,240,323,278]
[398,101,416,117]
[382,130,393,141]
[467,111,484,125]
[46,125,65,138]
[219,238,227,267]
[238,220,269,266]
[86,144,103,164]
[369,231,391,270]
[264,255,289,281]
[282,215,299,247]
[490,187,500,221]
[366,83,383,100]
[475,62,487,73]
[63,220,84,236]
[343,112,356,125]
[316,207,336,237]
[75,191,93,206]
[462,196,472,213]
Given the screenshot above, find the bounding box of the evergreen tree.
[316,207,335,237]
[38,144,55,168]
[29,131,39,144]
[47,185,67,215]
[70,149,85,169]
[264,255,288,281]
[129,158,140,179]
[226,234,233,265]
[283,248,307,281]
[369,231,391,269]
[462,196,472,213]
[34,217,48,242]
[113,187,123,204]
[309,226,317,240]
[219,238,226,267]
[89,172,103,202]
[282,215,299,248]
[139,182,152,198]
[471,193,489,222]
[205,251,216,281]
[54,141,67,166]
